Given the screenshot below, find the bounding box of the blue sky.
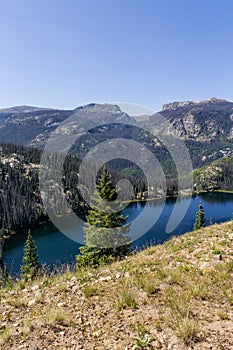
[0,0,233,111]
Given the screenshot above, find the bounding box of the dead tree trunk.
[0,237,7,285]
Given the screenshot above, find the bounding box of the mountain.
[0,98,232,171]
[138,98,233,170]
[0,106,72,145]
[0,103,133,147]
[0,105,53,114]
[160,97,233,141]
[0,98,232,145]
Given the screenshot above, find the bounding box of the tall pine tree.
[21,230,41,279]
[77,168,131,267]
[194,202,206,230]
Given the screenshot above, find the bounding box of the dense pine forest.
[194,156,233,191]
[0,143,43,234]
[0,142,147,236]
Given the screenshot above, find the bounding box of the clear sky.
[0,0,233,111]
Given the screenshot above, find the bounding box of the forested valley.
[0,142,147,236]
[0,138,232,238]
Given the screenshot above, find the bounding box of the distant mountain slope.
[0,98,232,144]
[0,105,53,114]
[0,107,72,145]
[160,97,233,141]
[0,98,232,170]
[194,155,233,191]
[139,98,233,169]
[0,103,133,146]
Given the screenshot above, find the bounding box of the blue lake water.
[4,192,233,277]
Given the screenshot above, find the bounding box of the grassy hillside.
[1,220,233,349]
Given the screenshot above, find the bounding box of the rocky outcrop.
[160,98,233,141]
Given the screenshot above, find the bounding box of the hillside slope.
[1,220,233,349]
[194,155,233,191]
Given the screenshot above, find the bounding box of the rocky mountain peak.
[208,97,228,103]
[162,101,194,111]
[73,103,123,114]
[162,97,230,112]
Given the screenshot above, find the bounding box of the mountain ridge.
[0,105,56,114]
[1,97,232,115]
[0,98,232,171]
[162,97,231,111]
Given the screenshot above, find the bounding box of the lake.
[4,192,233,277]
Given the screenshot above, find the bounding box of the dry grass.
[0,328,11,346]
[0,220,233,349]
[174,317,200,345]
[42,307,70,326]
[117,288,138,311]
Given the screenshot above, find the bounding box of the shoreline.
[4,189,233,243]
[123,189,233,204]
[215,189,233,194]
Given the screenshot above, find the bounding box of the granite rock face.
[160,98,233,141]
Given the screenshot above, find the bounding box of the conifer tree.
[194,202,206,230]
[77,168,131,267]
[21,230,41,279]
